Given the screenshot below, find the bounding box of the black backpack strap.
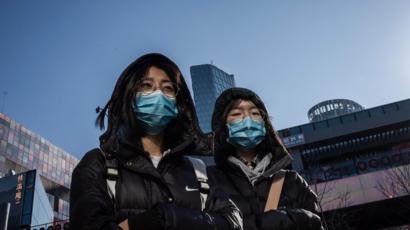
[99,148,119,201]
[185,156,209,211]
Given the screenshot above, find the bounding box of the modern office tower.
[278,99,410,229]
[0,112,79,224]
[190,64,235,133]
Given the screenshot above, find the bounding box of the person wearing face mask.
[208,88,323,230]
[69,53,242,230]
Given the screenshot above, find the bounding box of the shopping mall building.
[0,112,78,229]
[277,99,410,229]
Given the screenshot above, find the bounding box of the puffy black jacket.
[70,139,242,230]
[208,163,323,230]
[209,87,323,230]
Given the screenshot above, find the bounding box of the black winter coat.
[208,161,323,230]
[209,87,323,230]
[70,140,242,230]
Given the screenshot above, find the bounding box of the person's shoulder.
[70,148,108,197]
[282,170,310,187]
[74,148,106,173]
[282,171,320,211]
[282,170,318,197]
[282,169,301,178]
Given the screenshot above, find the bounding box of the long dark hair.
[211,87,291,166]
[96,53,205,156]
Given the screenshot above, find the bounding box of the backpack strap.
[264,169,286,212]
[100,149,118,201]
[185,156,209,211]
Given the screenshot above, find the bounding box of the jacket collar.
[224,152,292,183]
[227,153,272,185]
[116,137,195,178]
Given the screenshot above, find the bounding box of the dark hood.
[211,87,292,171]
[98,53,209,161]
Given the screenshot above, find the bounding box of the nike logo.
[185,186,198,192]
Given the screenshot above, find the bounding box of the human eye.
[160,82,177,96]
[138,80,154,92]
[252,111,261,116]
[162,83,175,92]
[251,109,263,119]
[229,110,242,117]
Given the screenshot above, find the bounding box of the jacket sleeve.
[259,171,324,230]
[70,149,122,230]
[204,185,243,230]
[153,169,243,230]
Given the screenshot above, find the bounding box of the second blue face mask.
[133,90,178,135]
[227,117,267,150]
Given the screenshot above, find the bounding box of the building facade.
[307,99,365,122]
[278,99,410,229]
[0,170,54,230]
[0,112,79,223]
[190,64,235,133]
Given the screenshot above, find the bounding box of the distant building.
[307,99,365,122]
[0,112,79,223]
[190,64,235,133]
[278,99,410,229]
[0,170,54,230]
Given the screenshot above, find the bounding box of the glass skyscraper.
[0,112,79,223]
[190,64,235,133]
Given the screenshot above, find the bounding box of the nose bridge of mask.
[135,90,177,115]
[149,81,176,98]
[137,89,174,104]
[142,90,161,102]
[233,116,260,128]
[137,89,163,98]
[243,117,253,129]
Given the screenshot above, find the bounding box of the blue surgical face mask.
[227,117,266,150]
[133,90,178,135]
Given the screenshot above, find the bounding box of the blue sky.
[1,0,410,159]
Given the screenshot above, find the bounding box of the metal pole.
[4,202,10,230]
